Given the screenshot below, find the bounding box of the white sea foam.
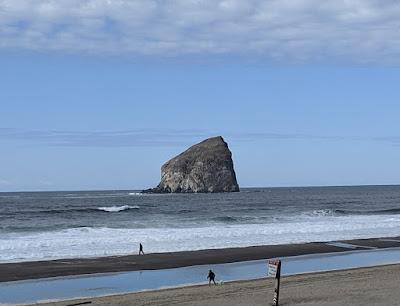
[96,205,139,212]
[128,192,143,196]
[2,214,400,263]
[296,209,337,218]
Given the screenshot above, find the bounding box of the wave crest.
[96,205,140,212]
[309,209,335,217]
[305,208,400,217]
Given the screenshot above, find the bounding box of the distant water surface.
[1,186,400,262]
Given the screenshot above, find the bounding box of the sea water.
[1,186,400,262]
[2,248,400,305]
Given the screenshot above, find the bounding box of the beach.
[3,189,400,304]
[2,237,400,305]
[3,2,400,304]
[2,236,400,282]
[32,264,400,306]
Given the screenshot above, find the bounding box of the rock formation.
[143,136,239,193]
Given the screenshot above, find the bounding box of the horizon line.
[1,183,400,193]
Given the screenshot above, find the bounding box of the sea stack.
[144,136,239,193]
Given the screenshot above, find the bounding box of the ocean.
[1,185,400,263]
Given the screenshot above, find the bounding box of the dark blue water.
[1,186,400,262]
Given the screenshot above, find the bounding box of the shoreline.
[2,236,400,283]
[30,264,400,306]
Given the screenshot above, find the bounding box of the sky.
[1,0,400,191]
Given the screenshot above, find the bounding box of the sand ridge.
[2,236,400,283]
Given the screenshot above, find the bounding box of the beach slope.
[36,264,400,306]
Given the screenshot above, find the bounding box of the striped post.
[268,259,282,306]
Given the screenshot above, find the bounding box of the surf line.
[325,242,376,250]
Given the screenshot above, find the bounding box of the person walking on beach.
[139,243,144,255]
[207,269,216,285]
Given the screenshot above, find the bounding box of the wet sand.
[34,264,400,306]
[2,236,400,282]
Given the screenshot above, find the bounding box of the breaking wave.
[307,208,400,217]
[96,205,140,212]
[3,214,400,263]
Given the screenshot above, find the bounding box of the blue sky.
[1,1,400,191]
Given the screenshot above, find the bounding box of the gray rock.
[143,136,239,193]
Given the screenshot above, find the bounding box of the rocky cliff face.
[143,136,239,193]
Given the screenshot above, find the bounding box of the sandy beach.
[3,237,400,305]
[2,236,400,283]
[32,264,400,306]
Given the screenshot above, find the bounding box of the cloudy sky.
[1,0,400,191]
[2,0,400,62]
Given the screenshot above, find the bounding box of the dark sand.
[2,236,400,282]
[35,264,400,306]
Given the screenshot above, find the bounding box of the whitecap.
[96,205,139,212]
[3,213,400,263]
[299,209,336,218]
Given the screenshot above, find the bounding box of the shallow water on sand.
[1,247,400,305]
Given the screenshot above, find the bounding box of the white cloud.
[1,127,400,147]
[1,0,400,62]
[0,178,12,186]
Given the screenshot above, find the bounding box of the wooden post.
[272,260,281,306]
[268,259,281,306]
